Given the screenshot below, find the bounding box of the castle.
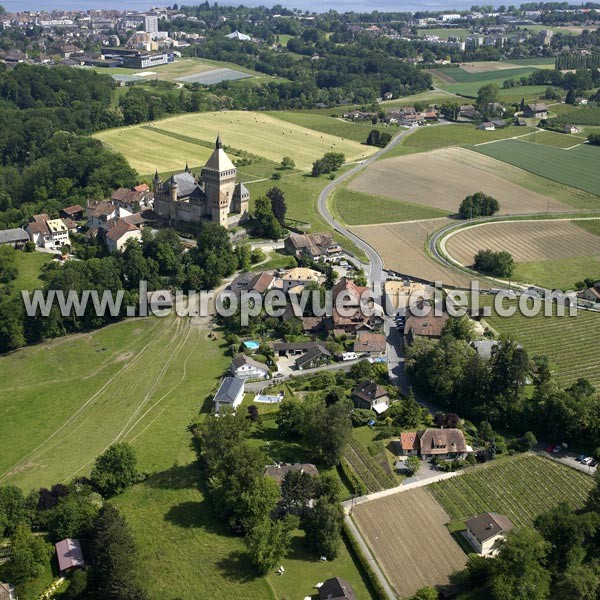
[153,135,250,229]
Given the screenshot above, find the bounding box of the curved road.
[317,125,423,288]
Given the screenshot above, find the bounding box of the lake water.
[3,0,481,14]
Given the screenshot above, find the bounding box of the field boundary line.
[473,130,538,147]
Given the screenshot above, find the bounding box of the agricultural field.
[437,66,541,85]
[553,105,600,126]
[331,187,449,226]
[397,124,537,152]
[349,148,572,215]
[512,256,600,290]
[268,111,396,143]
[352,488,468,598]
[520,129,583,148]
[0,316,229,490]
[351,218,474,287]
[472,139,600,195]
[444,219,600,267]
[484,299,600,387]
[379,90,462,108]
[429,454,594,528]
[459,58,556,73]
[114,463,374,600]
[94,111,378,172]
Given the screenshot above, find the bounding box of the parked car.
[590,459,598,467]
[576,454,586,462]
[544,444,554,453]
[582,457,593,465]
[552,445,563,454]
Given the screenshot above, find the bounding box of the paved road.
[317,126,421,291]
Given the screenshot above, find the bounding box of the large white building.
[143,15,159,34]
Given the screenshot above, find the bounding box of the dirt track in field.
[348,147,571,215]
[351,219,478,288]
[352,488,467,598]
[445,220,600,266]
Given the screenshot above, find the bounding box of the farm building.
[213,377,244,413]
[318,577,357,600]
[523,103,548,119]
[563,124,580,134]
[284,232,342,260]
[60,204,85,220]
[419,428,473,460]
[580,284,600,304]
[0,228,29,248]
[464,512,514,556]
[104,218,142,253]
[230,354,270,380]
[55,538,85,574]
[351,381,389,414]
[263,463,319,485]
[353,332,386,357]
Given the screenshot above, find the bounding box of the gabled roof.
[352,380,388,403]
[31,213,49,223]
[105,218,139,242]
[466,512,514,543]
[27,221,50,235]
[264,462,319,485]
[231,353,269,372]
[319,577,357,600]
[89,200,117,218]
[55,538,85,572]
[0,228,29,244]
[61,204,84,216]
[419,428,468,455]
[526,102,548,112]
[295,345,331,367]
[353,332,386,354]
[400,431,418,451]
[214,377,244,404]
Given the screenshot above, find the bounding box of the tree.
[554,564,600,600]
[6,524,51,584]
[281,156,296,170]
[367,129,381,146]
[253,196,283,240]
[566,87,576,104]
[458,192,500,219]
[476,83,500,116]
[247,404,259,422]
[303,499,343,559]
[473,249,514,278]
[90,443,138,497]
[48,493,100,543]
[0,485,26,536]
[266,187,287,226]
[442,315,475,341]
[246,515,298,575]
[281,470,316,513]
[93,504,150,600]
[276,397,306,437]
[411,588,438,600]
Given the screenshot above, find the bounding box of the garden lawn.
[11,250,53,291]
[471,139,600,195]
[429,453,594,528]
[332,187,449,225]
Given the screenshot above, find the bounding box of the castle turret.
[153,169,161,192]
[202,135,237,227]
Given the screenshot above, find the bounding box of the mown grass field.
[521,129,583,148]
[441,66,541,84]
[429,454,594,528]
[95,111,378,173]
[332,187,449,225]
[268,111,396,143]
[472,139,600,195]
[0,317,228,490]
[380,90,462,108]
[513,256,600,289]
[10,250,53,291]
[484,299,600,387]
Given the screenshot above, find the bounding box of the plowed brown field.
[352,488,467,598]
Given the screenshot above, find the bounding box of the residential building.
[404,309,449,345]
[353,332,386,356]
[284,232,342,260]
[295,345,331,370]
[319,577,357,600]
[111,186,153,211]
[273,341,322,357]
[479,121,496,131]
[399,431,419,456]
[154,136,249,229]
[564,124,580,134]
[351,381,390,414]
[464,512,514,556]
[26,217,70,249]
[580,284,600,304]
[281,267,323,293]
[523,103,548,119]
[213,377,244,413]
[0,228,29,248]
[419,428,472,460]
[230,354,270,380]
[55,539,85,574]
[60,204,85,220]
[225,30,252,41]
[104,218,142,253]
[143,15,158,33]
[263,463,319,485]
[230,271,275,296]
[86,200,132,229]
[384,280,427,312]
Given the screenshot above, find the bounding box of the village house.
[563,124,580,134]
[403,309,449,345]
[60,204,85,221]
[282,267,323,293]
[478,121,496,131]
[104,218,142,253]
[0,228,29,248]
[213,376,245,413]
[86,200,132,229]
[295,344,331,370]
[55,539,85,575]
[523,103,548,119]
[319,577,357,600]
[580,283,600,304]
[230,354,270,380]
[263,462,319,485]
[464,512,514,556]
[398,431,419,456]
[419,428,472,460]
[111,184,153,211]
[284,232,342,261]
[353,332,386,357]
[229,271,275,296]
[351,381,390,414]
[26,217,70,249]
[384,279,428,313]
[273,341,322,357]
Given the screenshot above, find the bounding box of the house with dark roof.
[60,204,85,220]
[404,309,449,345]
[295,345,331,370]
[284,232,341,260]
[230,354,270,380]
[273,341,321,357]
[213,377,245,413]
[464,512,514,556]
[319,577,357,600]
[351,381,389,414]
[55,538,85,574]
[111,186,152,211]
[86,200,132,229]
[263,463,319,485]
